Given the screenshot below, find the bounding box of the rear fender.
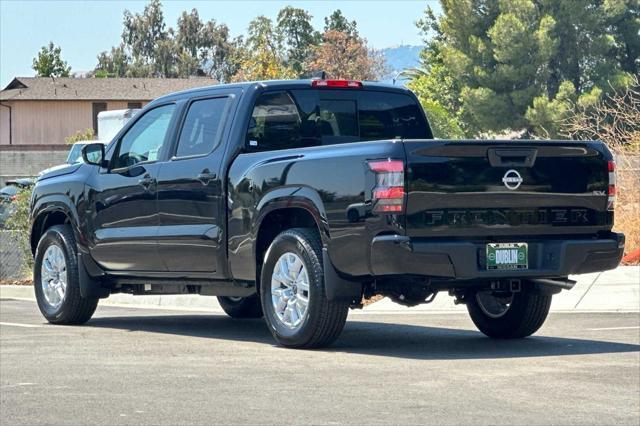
[253,188,361,302]
[254,186,330,244]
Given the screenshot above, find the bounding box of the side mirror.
[81,143,105,167]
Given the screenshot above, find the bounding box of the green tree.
[277,6,320,77]
[95,44,129,77]
[199,20,241,82]
[176,51,200,78]
[153,36,178,77]
[176,9,203,58]
[174,9,240,80]
[231,16,294,82]
[125,59,153,78]
[411,0,639,138]
[32,42,71,77]
[324,9,358,39]
[403,10,468,138]
[98,1,240,80]
[404,56,466,138]
[121,0,168,66]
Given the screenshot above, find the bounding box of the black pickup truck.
[29,79,624,348]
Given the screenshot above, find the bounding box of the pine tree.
[410,0,639,137]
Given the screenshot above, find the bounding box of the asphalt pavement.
[1,298,639,425]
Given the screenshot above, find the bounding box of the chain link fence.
[0,231,29,280]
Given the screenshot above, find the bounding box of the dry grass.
[0,278,32,286]
[362,294,385,306]
[614,153,640,257]
[563,78,639,262]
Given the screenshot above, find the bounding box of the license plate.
[486,243,528,270]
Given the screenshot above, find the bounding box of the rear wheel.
[260,228,349,349]
[466,285,551,338]
[217,295,263,318]
[34,225,98,324]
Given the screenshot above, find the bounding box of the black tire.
[260,228,349,349]
[217,295,263,318]
[466,286,552,338]
[34,225,98,324]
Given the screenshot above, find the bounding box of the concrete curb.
[0,286,226,313]
[2,266,638,314]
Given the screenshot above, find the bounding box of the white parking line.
[1,383,37,389]
[587,326,640,331]
[0,322,42,328]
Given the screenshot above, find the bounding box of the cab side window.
[175,97,228,158]
[246,92,301,151]
[112,104,175,169]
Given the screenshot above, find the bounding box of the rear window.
[246,89,429,151]
[175,97,228,157]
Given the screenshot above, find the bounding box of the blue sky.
[0,0,441,87]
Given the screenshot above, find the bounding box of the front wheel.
[34,225,98,324]
[466,285,552,338]
[260,228,349,349]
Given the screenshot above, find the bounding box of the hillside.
[380,45,423,84]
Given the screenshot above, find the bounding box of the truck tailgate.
[403,140,613,238]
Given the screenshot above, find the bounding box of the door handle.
[197,169,217,185]
[138,174,156,188]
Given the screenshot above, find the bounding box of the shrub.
[4,185,35,275]
[65,128,94,145]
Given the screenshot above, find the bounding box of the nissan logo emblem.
[502,169,523,190]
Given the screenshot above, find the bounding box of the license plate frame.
[486,242,528,270]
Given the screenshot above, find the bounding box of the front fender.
[30,192,109,299]
[30,193,83,253]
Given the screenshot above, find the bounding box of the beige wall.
[0,100,147,145]
[0,146,69,185]
[0,105,9,146]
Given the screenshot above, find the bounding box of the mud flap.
[77,253,109,299]
[322,248,361,303]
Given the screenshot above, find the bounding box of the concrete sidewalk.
[368,266,639,313]
[1,266,638,313]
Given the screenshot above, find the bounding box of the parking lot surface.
[1,298,639,425]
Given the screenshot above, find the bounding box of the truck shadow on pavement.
[87,313,640,360]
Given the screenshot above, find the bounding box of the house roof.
[0,77,217,101]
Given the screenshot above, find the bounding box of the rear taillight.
[369,159,404,213]
[311,79,362,88]
[608,160,616,211]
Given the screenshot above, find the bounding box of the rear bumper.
[370,232,625,280]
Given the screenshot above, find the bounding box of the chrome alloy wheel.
[476,290,513,319]
[40,245,67,309]
[270,252,310,329]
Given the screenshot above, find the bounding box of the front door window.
[112,104,175,169]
